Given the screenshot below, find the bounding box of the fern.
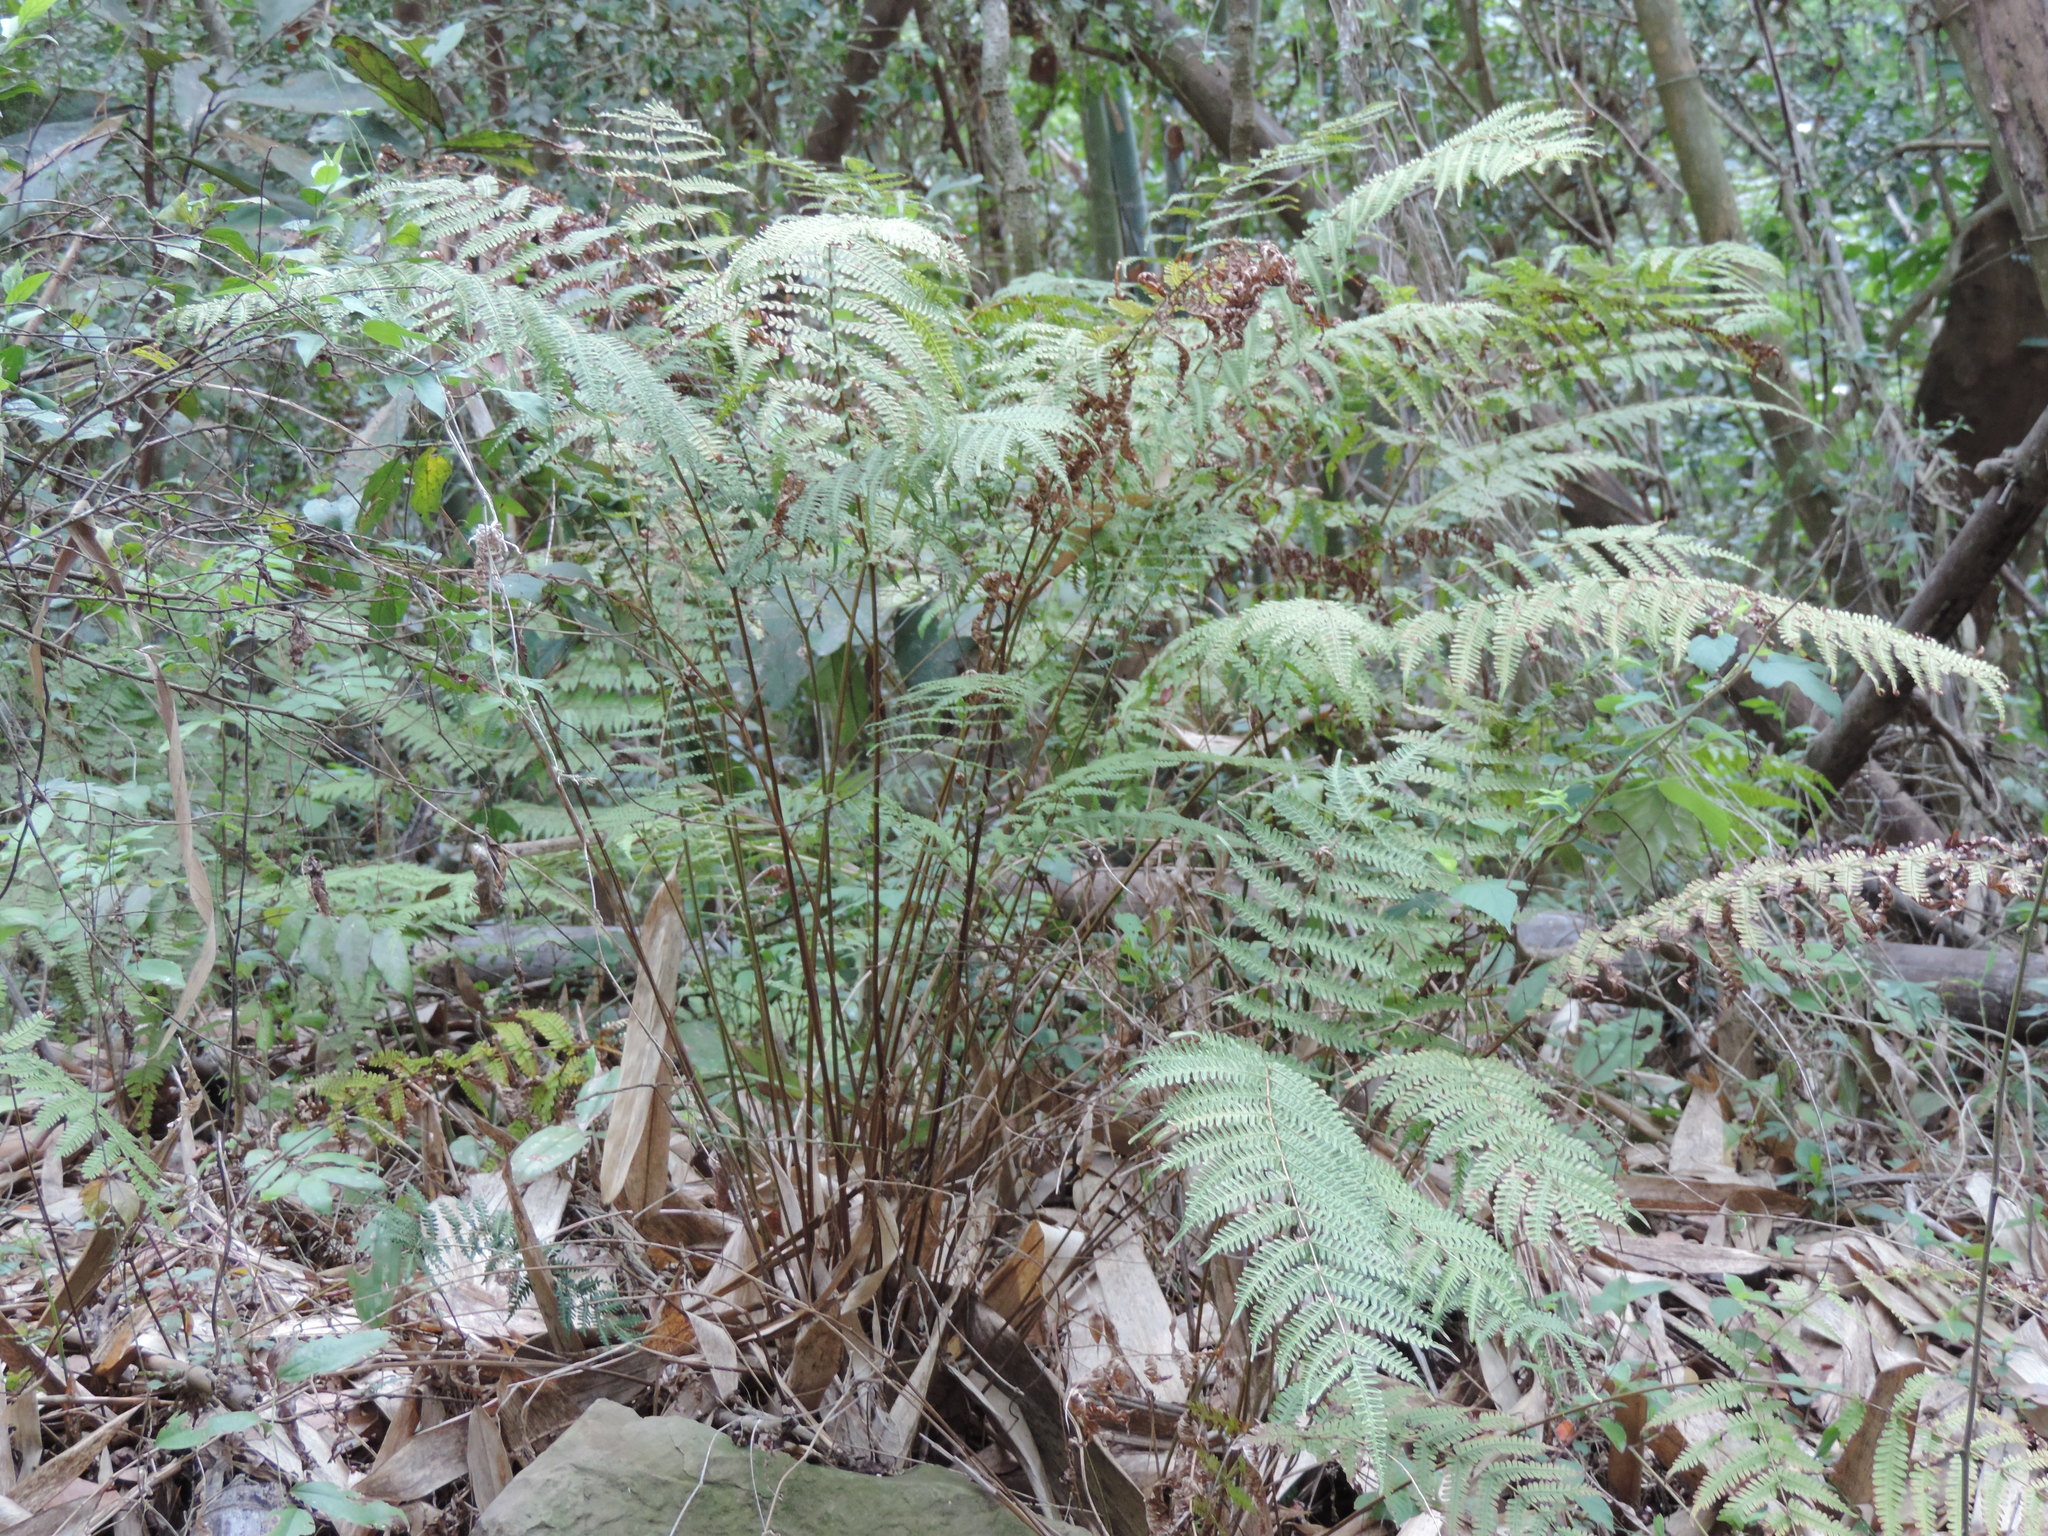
[1143,527,2004,723]
[1133,1035,1569,1467]
[1561,837,2042,982]
[1358,1051,1625,1251]
[1870,1375,2048,1535]
[1388,1398,1610,1534]
[0,1016,160,1192]
[1648,1376,1858,1536]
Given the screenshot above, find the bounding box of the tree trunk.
[1941,0,2048,315]
[1451,0,1497,113]
[1105,77,1151,263]
[1081,87,1122,280]
[979,0,1040,282]
[1226,0,1256,162]
[1633,0,1739,243]
[1916,175,2048,483]
[1124,0,1319,234]
[1630,0,1877,612]
[802,0,918,168]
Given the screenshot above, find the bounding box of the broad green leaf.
[509,1122,586,1184]
[1686,632,1738,673]
[409,449,450,516]
[292,1482,403,1530]
[276,1328,390,1381]
[332,33,444,132]
[360,318,413,349]
[133,956,187,986]
[333,912,372,990]
[1748,652,1842,717]
[1655,778,1735,846]
[156,1410,262,1451]
[1448,878,1520,931]
[369,926,410,996]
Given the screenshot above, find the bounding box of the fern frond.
[1135,1035,1562,1469]
[1299,105,1597,296]
[1359,1050,1625,1249]
[1562,838,2041,980]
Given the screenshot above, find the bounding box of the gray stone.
[478,1399,1077,1536]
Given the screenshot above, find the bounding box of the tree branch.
[1803,400,2048,795]
[802,0,918,169]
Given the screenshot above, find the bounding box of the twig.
[1958,846,2048,1529]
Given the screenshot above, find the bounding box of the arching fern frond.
[1298,105,1597,296]
[1134,1035,1566,1470]
[1561,838,2042,981]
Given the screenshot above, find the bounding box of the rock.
[479,1399,1078,1536]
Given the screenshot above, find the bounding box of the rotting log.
[1516,911,2047,1035]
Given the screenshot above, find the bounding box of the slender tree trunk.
[1226,0,1257,162]
[1633,0,1739,243]
[979,0,1040,282]
[195,0,234,56]
[1081,87,1122,280]
[1630,0,1877,611]
[1940,0,2048,314]
[1451,0,1497,113]
[1081,76,1154,279]
[803,0,917,168]
[1105,78,1151,264]
[1126,0,1319,233]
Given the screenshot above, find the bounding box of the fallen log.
[415,924,634,988]
[1516,911,2048,1035]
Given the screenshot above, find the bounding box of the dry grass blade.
[10,1406,139,1513]
[144,653,217,1030]
[599,881,686,1211]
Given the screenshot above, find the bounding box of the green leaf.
[1748,652,1842,717]
[333,912,372,989]
[360,318,414,350]
[332,33,444,132]
[257,0,317,42]
[439,128,536,172]
[202,225,256,264]
[293,1482,404,1530]
[1448,878,1520,930]
[1655,778,1735,847]
[1686,632,1738,673]
[359,456,407,533]
[156,1409,262,1451]
[265,1510,315,1536]
[133,956,187,986]
[408,449,451,516]
[369,926,411,996]
[509,1122,586,1183]
[276,1328,390,1381]
[1588,1276,1670,1315]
